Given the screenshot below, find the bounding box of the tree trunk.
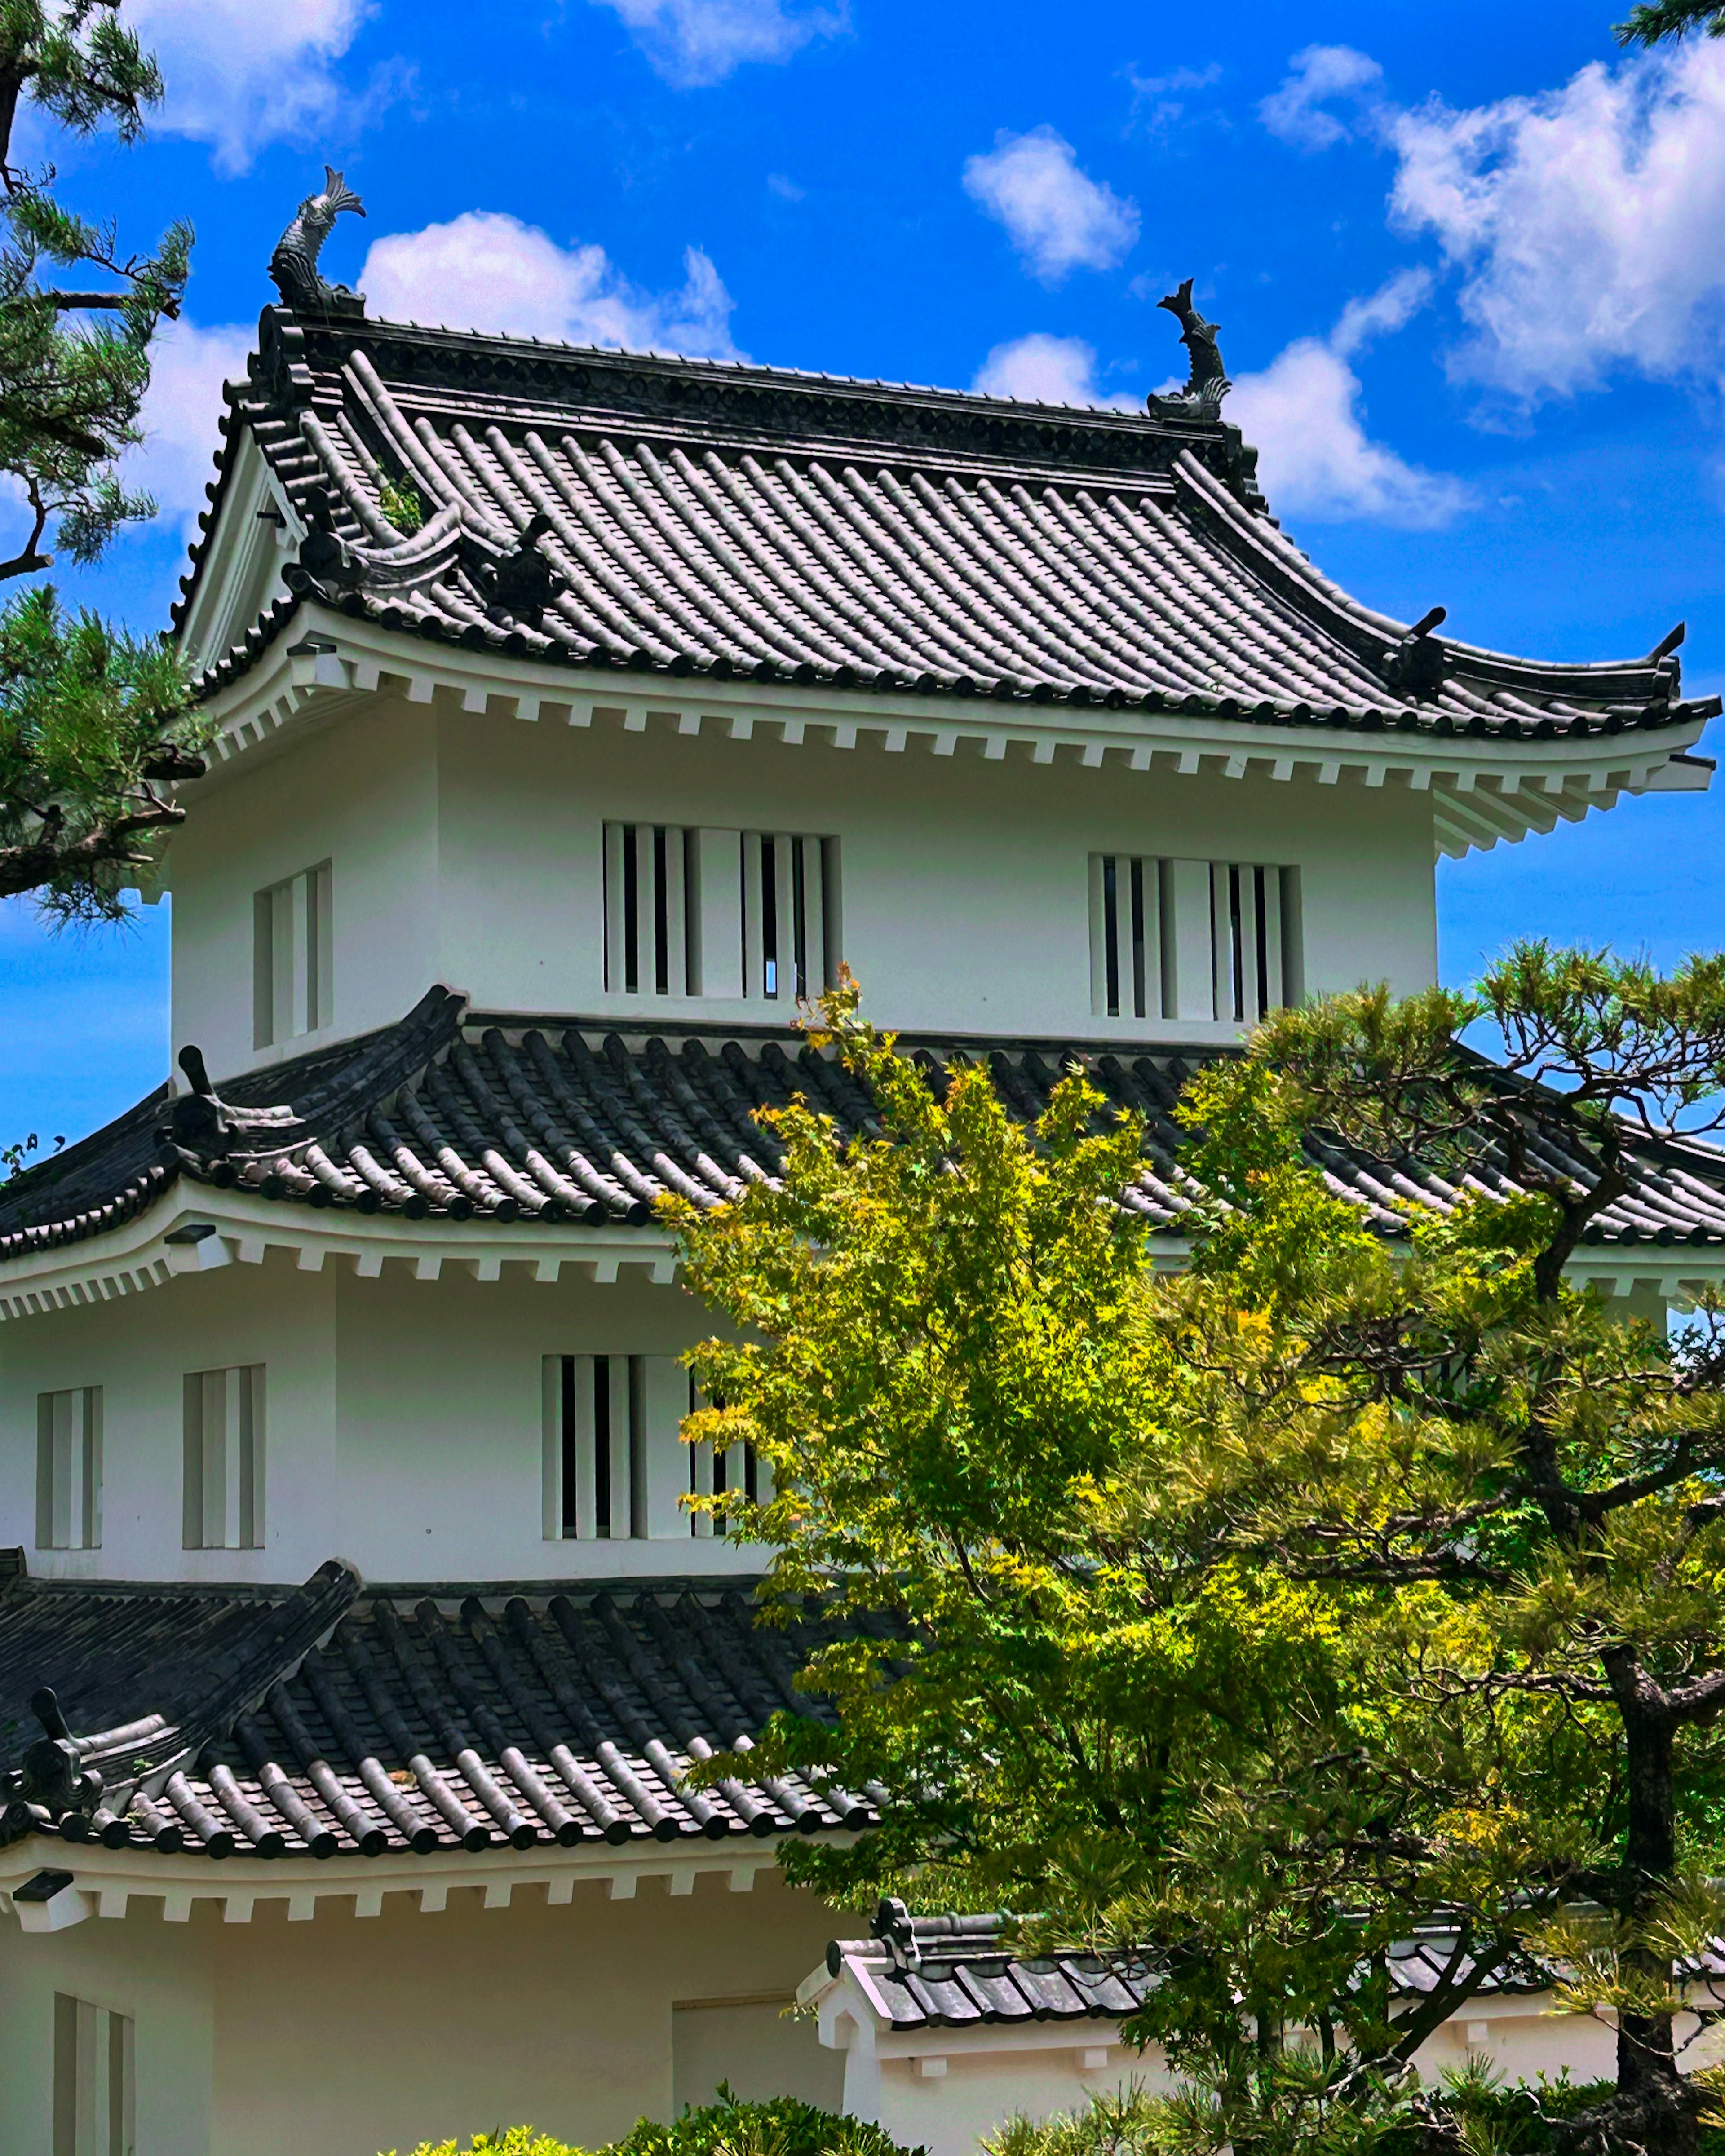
[1616,1705,1693,2152]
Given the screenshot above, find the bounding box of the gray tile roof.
[0,1565,869,1859]
[822,1909,1555,2030]
[3,987,1723,1264]
[175,310,1714,738]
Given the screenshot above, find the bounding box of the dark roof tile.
[2,987,1723,1262]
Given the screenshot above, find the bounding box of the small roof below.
[814,1906,1555,2032]
[0,1564,868,1861]
[174,308,1713,744]
[2,987,1723,1268]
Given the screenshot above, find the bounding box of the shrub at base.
[385,2088,923,2156]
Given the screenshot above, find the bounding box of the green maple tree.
[670,951,1725,2154]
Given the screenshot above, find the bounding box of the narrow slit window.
[609,826,838,1003]
[1090,853,1300,1025]
[545,1354,647,1540]
[182,1365,265,1551]
[35,1388,102,1551]
[253,861,332,1048]
[53,1994,134,2156]
[685,1373,769,1537]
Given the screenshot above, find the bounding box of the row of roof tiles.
[3,988,1724,1264]
[174,313,1709,736]
[0,1566,871,1860]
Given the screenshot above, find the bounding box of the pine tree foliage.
[0,0,200,919]
[1616,1,1725,46]
[669,952,1725,2156]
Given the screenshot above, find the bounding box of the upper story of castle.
[161,297,1717,1082]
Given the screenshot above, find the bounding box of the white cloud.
[124,317,254,536]
[963,127,1140,284]
[1258,44,1384,151]
[1229,273,1470,526]
[589,0,845,87]
[1385,41,1725,403]
[972,333,1140,410]
[1126,61,1223,135]
[358,212,742,360]
[124,0,392,174]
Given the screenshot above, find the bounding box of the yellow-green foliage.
[385,2134,579,2156]
[669,952,1725,2148]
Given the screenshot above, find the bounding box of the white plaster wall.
[169,691,1440,1082]
[169,696,441,1083]
[433,707,1438,1038]
[0,1900,214,2154]
[849,2005,1680,2156]
[0,1256,752,1586]
[332,1260,740,1584]
[0,1870,840,2156]
[856,2043,1164,2156]
[0,1256,337,1587]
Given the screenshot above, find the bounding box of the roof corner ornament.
[296,489,364,592]
[1648,619,1685,708]
[269,166,367,318]
[159,1046,299,1163]
[1384,605,1451,700]
[477,512,565,630]
[871,1894,922,1973]
[0,1688,105,1844]
[1154,279,1230,409]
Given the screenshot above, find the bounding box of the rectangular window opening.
[1090,852,1300,1027]
[547,1354,660,1542]
[253,861,332,1049]
[182,1365,265,1551]
[35,1388,102,1551]
[53,1993,134,2156]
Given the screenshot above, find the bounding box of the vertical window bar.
[801,835,827,998]
[1088,853,1109,1018]
[607,1354,631,1540]
[603,824,625,993]
[83,1389,102,1552]
[629,1356,648,1538]
[1229,866,1246,1022]
[1261,866,1286,1012]
[741,831,763,998]
[662,826,688,996]
[1254,867,1271,1018]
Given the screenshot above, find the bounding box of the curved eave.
[183,598,1716,865]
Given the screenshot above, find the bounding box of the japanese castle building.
[1,197,1723,2155]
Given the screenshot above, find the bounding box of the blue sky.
[4,0,1725,1148]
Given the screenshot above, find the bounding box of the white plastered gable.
[177,428,298,680]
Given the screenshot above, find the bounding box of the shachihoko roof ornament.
[1154,278,1230,410]
[268,166,367,319]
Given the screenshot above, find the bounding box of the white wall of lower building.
[0,1867,840,2156]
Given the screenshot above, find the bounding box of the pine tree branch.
[0,794,183,902]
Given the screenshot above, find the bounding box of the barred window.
[1089,856,1303,1023]
[254,860,332,1047]
[603,825,839,1002]
[53,1994,133,2156]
